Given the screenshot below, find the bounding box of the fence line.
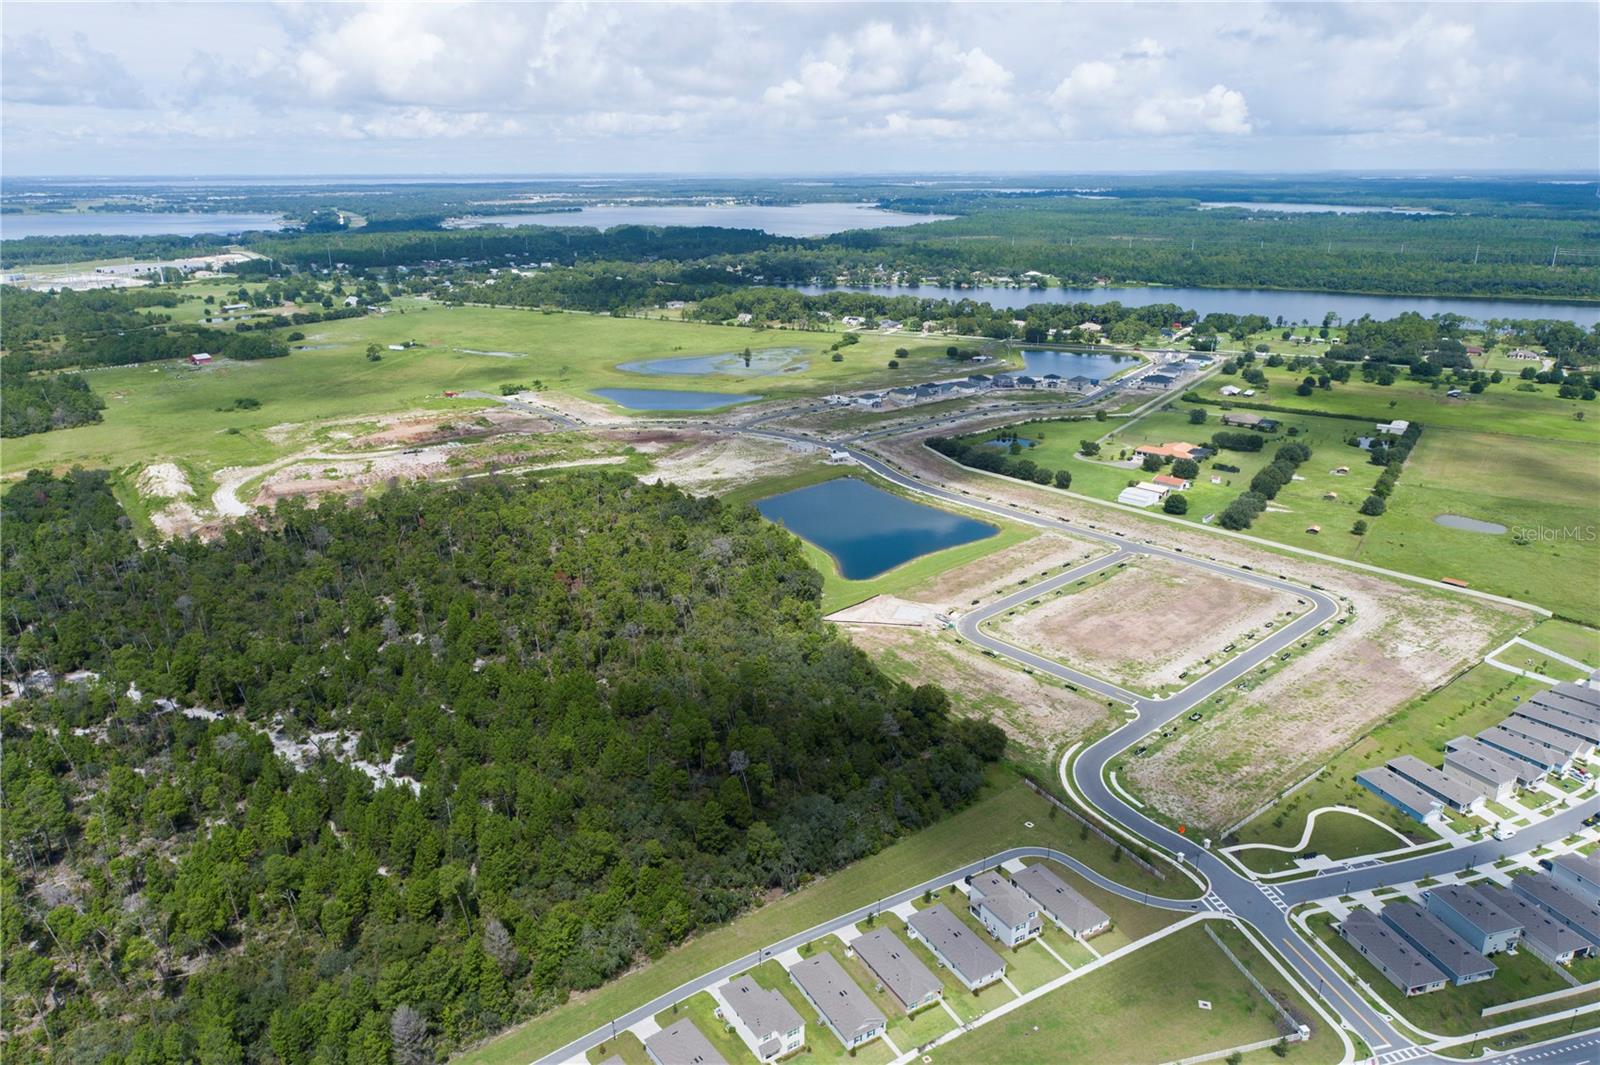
[1205,924,1304,1037]
[1021,776,1166,880]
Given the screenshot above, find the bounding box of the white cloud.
[1,31,151,108]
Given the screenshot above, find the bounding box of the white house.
[715,975,804,1062]
[967,872,1043,947]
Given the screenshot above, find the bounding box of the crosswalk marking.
[1259,884,1290,914]
[1370,1045,1428,1065]
[1205,892,1234,914]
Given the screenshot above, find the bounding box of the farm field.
[459,768,1199,1065]
[985,554,1306,695]
[948,921,1326,1065]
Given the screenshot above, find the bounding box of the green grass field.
[947,921,1311,1065]
[459,768,1196,1065]
[1232,811,1413,874]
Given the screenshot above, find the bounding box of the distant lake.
[591,387,759,411]
[756,477,998,580]
[1018,349,1138,380]
[618,347,808,377]
[791,283,1600,328]
[0,212,286,238]
[1198,202,1448,215]
[447,202,954,238]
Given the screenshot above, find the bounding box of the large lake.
[0,212,286,238]
[756,477,998,580]
[590,387,759,411]
[1018,349,1139,380]
[447,202,954,238]
[792,283,1600,328]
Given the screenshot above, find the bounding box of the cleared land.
[900,530,1107,610]
[988,555,1305,693]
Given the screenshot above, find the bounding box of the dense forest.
[0,469,1003,1064]
[0,358,106,437]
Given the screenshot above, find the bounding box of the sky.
[2,1,1597,177]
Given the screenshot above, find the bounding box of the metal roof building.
[1475,883,1593,965]
[1513,875,1600,950]
[1381,902,1496,985]
[1386,755,1486,813]
[1011,863,1111,937]
[907,904,1006,991]
[1339,908,1448,996]
[1424,885,1522,955]
[1442,740,1521,800]
[851,928,942,1012]
[644,1019,729,1065]
[788,953,886,1050]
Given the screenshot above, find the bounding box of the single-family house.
[788,953,886,1050]
[1442,741,1520,802]
[1356,767,1443,824]
[1385,755,1486,815]
[1015,375,1039,389]
[991,374,1016,389]
[1152,474,1191,491]
[1010,863,1110,937]
[1134,442,1206,461]
[967,872,1043,947]
[1042,373,1062,389]
[850,928,942,1013]
[1546,854,1600,905]
[189,352,214,367]
[1219,385,1242,396]
[1220,411,1270,429]
[736,313,754,325]
[1376,419,1411,436]
[1506,348,1541,361]
[1339,909,1448,996]
[906,904,1006,991]
[1067,374,1096,390]
[644,1018,729,1065]
[343,295,361,308]
[1513,875,1600,950]
[1381,903,1496,985]
[1424,885,1522,955]
[1079,322,1103,334]
[1475,883,1593,965]
[716,976,804,1062]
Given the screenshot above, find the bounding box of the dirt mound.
[137,462,194,499]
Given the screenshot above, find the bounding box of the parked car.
[1493,825,1517,841]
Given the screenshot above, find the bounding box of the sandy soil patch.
[344,407,553,449]
[137,462,194,499]
[845,625,1114,749]
[148,501,210,539]
[904,531,1106,610]
[647,435,820,496]
[991,556,1303,692]
[826,596,942,627]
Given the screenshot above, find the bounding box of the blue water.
[590,387,759,411]
[618,347,807,377]
[985,437,1037,448]
[755,477,998,580]
[0,211,286,237]
[1017,349,1135,380]
[447,203,953,238]
[791,283,1600,328]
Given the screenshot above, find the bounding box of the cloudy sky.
[2,1,1596,176]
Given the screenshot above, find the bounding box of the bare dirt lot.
[645,434,821,496]
[868,431,1534,829]
[844,625,1118,756]
[900,531,1107,611]
[990,556,1304,692]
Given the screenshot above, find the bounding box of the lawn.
[1308,911,1597,1036]
[652,994,759,1065]
[1231,810,1412,874]
[867,913,1017,1024]
[804,934,958,1050]
[1231,662,1545,852]
[585,1032,650,1065]
[1206,922,1347,1065]
[459,768,1191,1065]
[946,921,1307,1065]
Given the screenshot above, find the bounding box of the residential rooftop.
[907,904,1004,985]
[851,928,942,1010]
[789,952,885,1044]
[1381,902,1496,981]
[644,1018,729,1065]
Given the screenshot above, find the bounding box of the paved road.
[460,390,584,430]
[530,845,1201,1065]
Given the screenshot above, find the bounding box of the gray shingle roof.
[644,1019,729,1065]
[1356,766,1442,816]
[1442,742,1520,787]
[1386,755,1485,809]
[1478,727,1568,769]
[1514,705,1600,744]
[720,975,801,1042]
[789,953,884,1043]
[907,904,1004,985]
[1425,884,1521,936]
[1495,716,1587,758]
[1552,681,1600,711]
[1381,902,1496,981]
[1513,875,1600,946]
[1011,863,1109,934]
[1476,883,1589,959]
[1340,908,1446,990]
[851,928,941,1010]
[969,871,1037,928]
[1529,690,1600,725]
[1550,852,1600,892]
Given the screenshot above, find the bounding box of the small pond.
[590,387,759,411]
[619,347,807,377]
[1434,514,1507,535]
[1017,349,1139,380]
[755,477,998,580]
[985,437,1038,448]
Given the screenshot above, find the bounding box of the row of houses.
[642,863,1109,1065]
[1339,854,1600,997]
[845,370,1104,410]
[1357,681,1600,824]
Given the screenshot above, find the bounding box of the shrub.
[1163,493,1189,514]
[1079,439,1101,457]
[1141,454,1165,472]
[831,352,844,362]
[1188,408,1208,425]
[1053,469,1072,489]
[1171,457,1199,480]
[1360,494,1387,516]
[887,359,899,369]
[1352,519,1368,535]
